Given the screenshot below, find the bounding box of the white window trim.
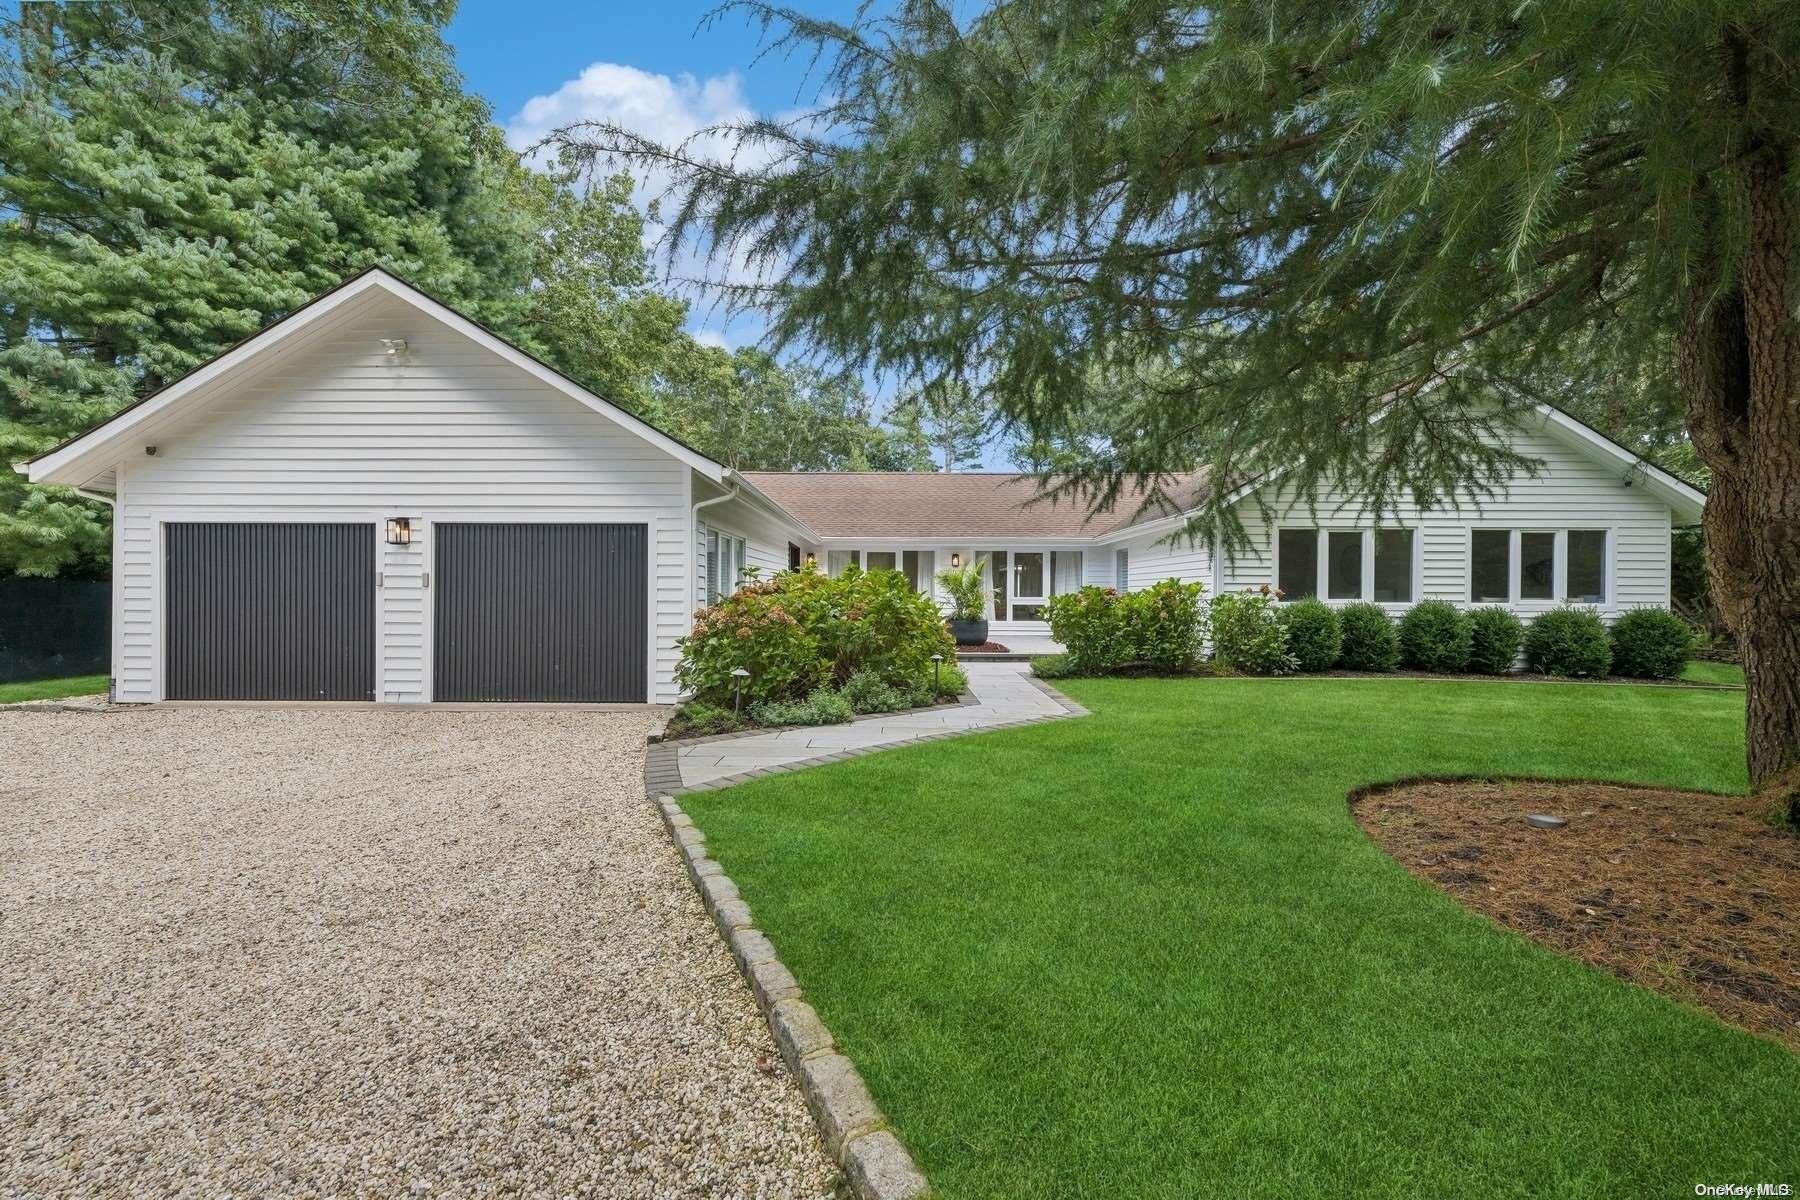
[1270,526,1421,608]
[702,524,747,605]
[1464,526,1613,608]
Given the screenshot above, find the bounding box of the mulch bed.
[1353,778,1799,1051]
[953,642,1012,654]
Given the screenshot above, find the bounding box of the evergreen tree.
[558,0,1800,802]
[888,383,989,471]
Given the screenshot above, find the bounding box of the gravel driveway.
[1,708,839,1199]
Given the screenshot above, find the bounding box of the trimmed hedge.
[1043,580,1209,674]
[1609,608,1693,679]
[1466,607,1524,675]
[1524,607,1612,677]
[1399,601,1473,672]
[1337,602,1400,672]
[1210,590,1296,675]
[1282,599,1342,672]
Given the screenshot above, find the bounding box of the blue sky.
[446,2,867,353]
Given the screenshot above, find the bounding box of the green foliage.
[1044,586,1128,673]
[842,668,914,715]
[1208,591,1295,676]
[749,687,854,728]
[1121,579,1209,673]
[886,382,989,472]
[1524,608,1613,678]
[1280,599,1341,673]
[935,558,989,623]
[677,568,953,707]
[1398,602,1474,674]
[678,580,828,706]
[1336,603,1401,673]
[1609,608,1694,679]
[1030,653,1081,680]
[663,700,745,739]
[1466,607,1525,675]
[929,662,969,699]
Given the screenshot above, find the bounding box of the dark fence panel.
[0,577,110,684]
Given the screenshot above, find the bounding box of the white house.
[19,270,1706,704]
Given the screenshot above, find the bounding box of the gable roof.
[20,267,730,489]
[740,470,1207,539]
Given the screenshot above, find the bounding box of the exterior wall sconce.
[950,552,961,568]
[805,552,817,569]
[385,517,413,546]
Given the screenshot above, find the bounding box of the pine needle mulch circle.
[1352,777,1800,1052]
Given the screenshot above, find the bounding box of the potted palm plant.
[936,558,990,646]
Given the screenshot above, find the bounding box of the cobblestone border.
[648,675,1089,1199]
[653,793,934,1200]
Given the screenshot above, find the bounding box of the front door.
[1010,551,1047,621]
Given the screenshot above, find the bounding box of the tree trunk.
[1680,136,1800,809]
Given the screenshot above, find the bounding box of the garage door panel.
[433,523,647,703]
[166,523,375,700]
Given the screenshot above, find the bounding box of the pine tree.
[557,0,1800,804]
[888,384,989,471]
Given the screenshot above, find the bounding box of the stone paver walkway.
[665,661,1082,793]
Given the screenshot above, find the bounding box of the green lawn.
[0,673,109,704]
[1682,659,1745,686]
[684,677,1796,1199]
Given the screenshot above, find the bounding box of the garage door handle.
[421,571,429,588]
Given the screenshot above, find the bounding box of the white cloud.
[505,63,787,340]
[691,328,732,350]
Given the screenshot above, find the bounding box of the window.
[826,549,860,577]
[903,550,935,593]
[865,550,898,572]
[1372,529,1413,602]
[1278,529,1318,599]
[1011,551,1046,621]
[1520,532,1555,600]
[1326,531,1363,600]
[1051,550,1083,596]
[1471,530,1510,602]
[705,528,747,604]
[984,550,1007,619]
[1567,530,1607,603]
[1115,549,1129,591]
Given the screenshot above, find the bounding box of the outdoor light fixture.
[731,666,751,715]
[385,517,413,546]
[950,553,961,568]
[805,552,817,569]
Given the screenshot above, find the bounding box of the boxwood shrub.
[1336,602,1400,672]
[1281,598,1342,672]
[1399,601,1473,673]
[1609,608,1693,678]
[1523,607,1613,677]
[1466,607,1524,675]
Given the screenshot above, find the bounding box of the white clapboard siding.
[1218,421,1672,617]
[113,292,690,703]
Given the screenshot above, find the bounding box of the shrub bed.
[1399,600,1473,673]
[1337,602,1400,672]
[669,565,962,733]
[1609,608,1693,679]
[1524,607,1613,677]
[1042,580,1208,675]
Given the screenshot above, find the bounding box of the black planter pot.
[949,618,989,646]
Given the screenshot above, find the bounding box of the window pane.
[1327,531,1363,600]
[1471,530,1510,602]
[985,551,1007,618]
[826,549,858,577]
[1011,603,1045,621]
[1373,529,1413,602]
[1013,551,1045,597]
[1277,529,1318,600]
[1521,532,1555,600]
[866,550,898,572]
[1567,530,1606,602]
[1051,551,1082,595]
[1115,549,1129,591]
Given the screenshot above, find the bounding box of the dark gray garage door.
[166,523,376,700]
[433,523,648,702]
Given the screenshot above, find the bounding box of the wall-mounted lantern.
[950,552,962,568]
[385,517,414,546]
[805,552,817,569]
